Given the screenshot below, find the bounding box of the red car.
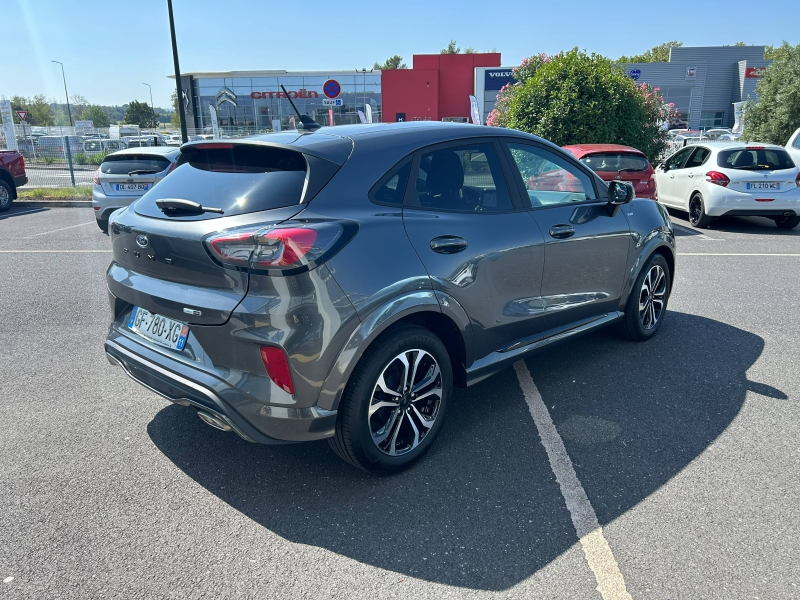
[0,149,28,212]
[562,144,656,200]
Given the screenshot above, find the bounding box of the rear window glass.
[134,144,309,220]
[717,148,795,171]
[100,154,171,175]
[580,153,649,173]
[370,159,411,206]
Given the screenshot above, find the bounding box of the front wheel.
[688,194,712,228]
[329,324,452,474]
[622,253,671,341]
[774,215,800,229]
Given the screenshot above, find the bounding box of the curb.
[14,200,92,208]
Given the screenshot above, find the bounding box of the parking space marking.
[677,253,800,256]
[28,221,97,238]
[514,361,632,600]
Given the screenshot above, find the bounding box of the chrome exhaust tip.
[197,410,232,432]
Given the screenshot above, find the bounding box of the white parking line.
[28,221,97,237]
[0,250,111,253]
[677,253,800,256]
[514,361,632,600]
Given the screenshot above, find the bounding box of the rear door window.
[100,154,172,175]
[580,153,649,173]
[717,148,795,170]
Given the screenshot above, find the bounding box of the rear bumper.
[105,332,338,445]
[704,186,800,217]
[13,175,27,189]
[92,185,144,221]
[719,208,797,218]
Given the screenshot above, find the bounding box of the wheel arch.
[0,168,16,199]
[315,290,472,411]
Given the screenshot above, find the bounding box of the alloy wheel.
[368,349,443,456]
[639,264,666,330]
[689,197,702,226]
[0,186,9,207]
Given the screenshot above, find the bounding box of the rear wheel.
[774,215,800,229]
[329,324,452,474]
[0,180,13,213]
[688,194,712,228]
[622,253,671,341]
[96,218,109,234]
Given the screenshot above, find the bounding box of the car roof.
[688,142,788,152]
[181,122,556,165]
[108,146,181,157]
[562,144,646,157]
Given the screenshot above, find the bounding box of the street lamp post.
[167,0,188,143]
[51,60,73,126]
[142,83,155,129]
[355,68,374,121]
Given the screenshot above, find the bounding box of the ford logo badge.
[135,234,148,248]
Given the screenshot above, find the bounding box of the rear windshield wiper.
[128,169,160,176]
[155,198,224,215]
[732,165,771,170]
[618,168,644,173]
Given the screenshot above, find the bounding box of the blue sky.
[3,0,798,108]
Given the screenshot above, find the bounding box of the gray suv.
[104,122,675,474]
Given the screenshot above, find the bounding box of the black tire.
[329,324,452,474]
[774,215,800,229]
[96,218,109,234]
[0,180,13,213]
[622,253,671,341]
[688,194,712,228]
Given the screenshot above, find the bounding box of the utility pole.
[51,60,73,126]
[167,0,188,143]
[142,83,155,129]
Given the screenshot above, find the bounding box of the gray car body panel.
[104,122,675,443]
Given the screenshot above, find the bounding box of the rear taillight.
[205,220,355,275]
[93,169,100,185]
[19,156,25,171]
[706,171,730,187]
[795,172,800,187]
[260,346,294,394]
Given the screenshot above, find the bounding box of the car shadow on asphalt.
[0,207,49,220]
[147,311,773,591]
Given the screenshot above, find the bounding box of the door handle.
[549,224,575,239]
[430,236,468,254]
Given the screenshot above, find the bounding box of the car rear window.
[580,153,650,173]
[100,154,172,175]
[133,144,317,220]
[717,148,795,171]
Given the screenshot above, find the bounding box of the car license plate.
[114,183,150,191]
[128,307,189,351]
[746,182,779,190]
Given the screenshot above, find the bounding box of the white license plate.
[128,307,189,351]
[746,182,779,190]
[114,183,150,191]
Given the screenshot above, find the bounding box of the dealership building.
[172,46,771,133]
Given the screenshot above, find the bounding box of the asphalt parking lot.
[1,206,798,599]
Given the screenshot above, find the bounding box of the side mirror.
[660,163,670,172]
[608,180,634,205]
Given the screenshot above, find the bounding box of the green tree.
[124,99,156,128]
[742,43,800,145]
[491,49,671,162]
[619,41,683,63]
[764,41,797,61]
[80,105,110,128]
[28,95,53,126]
[464,47,476,54]
[373,55,407,70]
[441,40,460,54]
[170,90,181,127]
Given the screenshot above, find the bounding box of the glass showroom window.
[699,111,725,129]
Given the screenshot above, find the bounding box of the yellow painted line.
[514,361,632,600]
[678,253,800,256]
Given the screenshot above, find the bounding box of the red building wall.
[382,53,501,122]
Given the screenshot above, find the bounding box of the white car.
[165,134,182,147]
[786,127,800,168]
[655,142,800,229]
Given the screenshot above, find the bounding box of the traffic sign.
[15,110,28,122]
[629,69,641,81]
[323,79,341,99]
[322,98,343,107]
